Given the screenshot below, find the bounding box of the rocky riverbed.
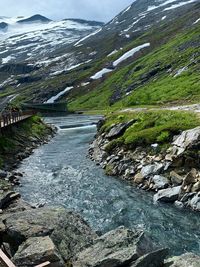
[1,115,200,266]
[89,119,200,212]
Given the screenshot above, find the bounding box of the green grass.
[20,115,48,138]
[68,24,200,111]
[101,110,200,152]
[0,115,51,167]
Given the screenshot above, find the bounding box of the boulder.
[141,164,163,178]
[134,173,144,184]
[90,139,107,163]
[130,248,168,267]
[3,207,97,260]
[192,181,200,192]
[188,193,200,211]
[154,186,182,203]
[152,175,169,189]
[13,236,64,267]
[174,201,184,209]
[107,120,135,139]
[0,191,21,209]
[183,169,197,186]
[170,171,183,185]
[4,199,32,213]
[165,253,200,267]
[73,226,157,267]
[171,127,200,156]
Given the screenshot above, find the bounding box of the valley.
[0,0,200,266]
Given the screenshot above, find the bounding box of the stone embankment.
[89,120,200,212]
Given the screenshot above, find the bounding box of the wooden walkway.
[0,111,34,129]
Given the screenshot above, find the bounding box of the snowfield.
[91,68,113,80]
[45,87,74,103]
[113,43,150,67]
[0,17,102,64]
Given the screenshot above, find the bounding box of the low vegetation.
[68,24,200,111]
[0,115,51,167]
[101,110,200,152]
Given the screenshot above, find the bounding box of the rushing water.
[17,115,200,256]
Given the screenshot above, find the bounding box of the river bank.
[89,110,200,212]
[1,114,200,266]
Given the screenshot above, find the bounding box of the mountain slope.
[0,0,199,108]
[65,0,200,110]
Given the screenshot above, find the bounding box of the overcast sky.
[0,0,134,22]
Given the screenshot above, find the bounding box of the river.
[17,115,200,256]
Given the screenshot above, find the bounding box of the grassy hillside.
[99,110,200,153]
[0,116,53,169]
[68,22,200,111]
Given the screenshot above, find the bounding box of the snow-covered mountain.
[0,0,199,106]
[0,14,103,64]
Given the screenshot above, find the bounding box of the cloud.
[0,0,134,22]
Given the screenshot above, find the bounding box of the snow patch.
[46,87,73,103]
[2,55,15,64]
[113,43,150,67]
[122,5,131,15]
[74,28,102,46]
[147,0,195,12]
[164,0,197,10]
[124,16,145,32]
[107,50,118,57]
[90,68,113,80]
[174,67,188,77]
[193,18,200,24]
[81,82,90,86]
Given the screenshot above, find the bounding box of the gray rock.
[180,193,195,203]
[4,199,32,214]
[183,169,197,186]
[13,236,64,267]
[73,226,156,267]
[107,120,135,139]
[171,127,200,156]
[4,207,97,260]
[0,191,21,209]
[130,248,168,267]
[192,181,200,192]
[152,175,169,189]
[90,139,107,163]
[188,193,200,211]
[154,186,182,203]
[170,171,183,185]
[165,253,200,267]
[141,164,163,178]
[174,201,184,209]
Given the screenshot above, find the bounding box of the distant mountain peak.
[17,14,51,24]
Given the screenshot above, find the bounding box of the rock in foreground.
[165,253,200,267]
[153,186,182,203]
[13,236,64,267]
[3,207,97,260]
[73,226,165,267]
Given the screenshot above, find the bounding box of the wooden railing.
[0,249,50,267]
[0,111,35,129]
